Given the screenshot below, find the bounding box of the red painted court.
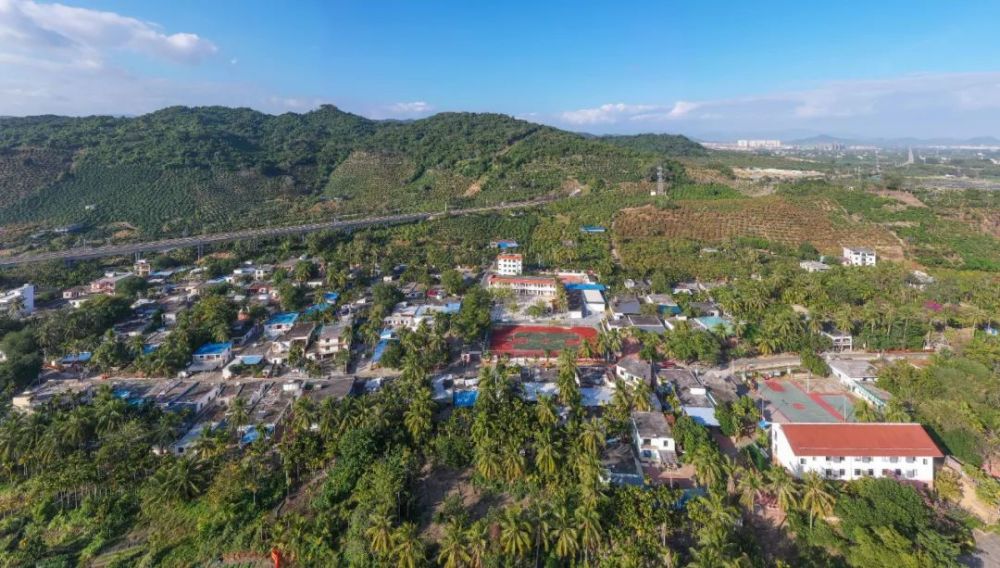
[489,324,598,358]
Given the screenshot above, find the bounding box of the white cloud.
[387,101,432,115]
[554,72,1000,137]
[0,0,217,66]
[0,0,225,115]
[560,103,658,125]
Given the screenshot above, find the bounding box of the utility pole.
[656,165,664,196]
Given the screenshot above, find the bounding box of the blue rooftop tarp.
[323,292,340,303]
[60,352,92,364]
[302,303,333,316]
[694,316,735,335]
[580,225,607,233]
[564,283,607,291]
[379,328,396,340]
[142,344,158,355]
[372,338,393,363]
[194,342,232,356]
[266,312,298,326]
[495,240,519,249]
[453,390,479,407]
[238,355,264,366]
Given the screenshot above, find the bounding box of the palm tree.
[404,387,434,442]
[766,467,799,526]
[153,456,207,502]
[391,522,425,568]
[579,419,605,456]
[800,472,836,529]
[499,507,532,559]
[367,513,394,559]
[687,545,725,568]
[736,467,766,513]
[533,433,559,479]
[438,520,471,568]
[689,448,724,490]
[501,447,526,482]
[549,506,579,560]
[852,402,880,422]
[465,520,491,568]
[228,396,249,439]
[536,396,558,428]
[575,504,603,564]
[474,448,501,481]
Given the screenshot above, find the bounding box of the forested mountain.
[599,132,708,157]
[0,107,679,238]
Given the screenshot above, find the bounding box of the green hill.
[599,132,708,157]
[0,106,676,238]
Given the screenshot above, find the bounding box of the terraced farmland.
[613,196,903,258]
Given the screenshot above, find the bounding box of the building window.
[906,470,916,479]
[894,469,902,476]
[889,457,899,464]
[642,439,651,446]
[867,469,874,476]
[800,458,807,465]
[854,469,861,476]
[905,457,916,463]
[861,457,872,463]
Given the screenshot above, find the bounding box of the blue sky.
[2,0,1000,138]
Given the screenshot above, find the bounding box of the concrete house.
[631,411,676,466]
[772,422,942,486]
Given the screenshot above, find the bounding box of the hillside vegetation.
[0,107,673,237]
[599,132,708,157]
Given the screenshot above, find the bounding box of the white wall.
[772,425,935,485]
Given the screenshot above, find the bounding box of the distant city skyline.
[1,0,1000,138]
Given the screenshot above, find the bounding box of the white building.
[771,423,942,486]
[0,284,34,317]
[828,358,877,384]
[631,411,676,466]
[496,253,523,276]
[487,275,558,297]
[799,260,831,273]
[737,139,782,149]
[582,289,605,316]
[307,320,352,360]
[843,247,877,266]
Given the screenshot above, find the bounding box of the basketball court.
[760,378,855,423]
[489,324,598,358]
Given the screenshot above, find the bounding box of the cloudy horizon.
[1,0,999,140]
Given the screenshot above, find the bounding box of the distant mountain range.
[789,134,1000,148]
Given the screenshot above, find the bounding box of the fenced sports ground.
[489,324,598,359]
[761,378,856,423]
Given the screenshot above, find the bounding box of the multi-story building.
[307,319,353,360]
[133,259,152,277]
[487,275,558,297]
[631,411,676,466]
[772,423,942,486]
[496,253,523,276]
[843,247,877,266]
[90,271,135,295]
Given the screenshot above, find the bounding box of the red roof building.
[772,423,942,486]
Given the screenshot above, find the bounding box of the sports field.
[761,379,855,423]
[489,324,598,358]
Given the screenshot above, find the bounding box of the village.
[3,236,973,511]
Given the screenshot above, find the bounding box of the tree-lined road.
[0,197,557,267]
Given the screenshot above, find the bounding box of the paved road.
[0,197,556,267]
